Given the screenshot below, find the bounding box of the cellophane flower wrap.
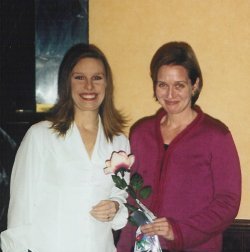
[104,151,162,252]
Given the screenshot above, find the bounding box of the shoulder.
[24,120,53,140]
[28,120,52,132]
[112,133,129,145]
[201,113,230,135]
[131,114,158,135]
[130,109,164,139]
[111,133,130,153]
[15,121,54,156]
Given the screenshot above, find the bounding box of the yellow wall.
[89,0,250,219]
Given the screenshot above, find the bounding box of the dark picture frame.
[0,0,89,118]
[35,0,89,111]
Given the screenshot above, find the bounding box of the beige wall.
[89,0,250,219]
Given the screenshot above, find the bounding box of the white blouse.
[1,120,130,252]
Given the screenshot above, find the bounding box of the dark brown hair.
[150,41,203,106]
[47,43,127,141]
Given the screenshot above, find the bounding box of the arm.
[165,132,241,250]
[109,137,132,230]
[1,125,44,251]
[90,174,129,230]
[90,135,131,230]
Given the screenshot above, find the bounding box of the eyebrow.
[175,80,188,84]
[156,80,188,84]
[71,72,105,76]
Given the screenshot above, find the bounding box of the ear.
[192,78,200,94]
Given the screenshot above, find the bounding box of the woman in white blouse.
[1,44,130,252]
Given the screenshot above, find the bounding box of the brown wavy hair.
[150,41,203,106]
[47,43,127,141]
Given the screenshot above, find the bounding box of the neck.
[75,110,99,130]
[162,109,197,129]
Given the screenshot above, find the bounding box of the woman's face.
[71,57,106,113]
[155,64,198,115]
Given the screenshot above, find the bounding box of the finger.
[154,217,167,221]
[99,201,117,215]
[93,200,115,211]
[91,200,118,223]
[153,217,168,224]
[141,223,164,236]
[92,201,109,210]
[141,224,154,233]
[90,208,115,222]
[91,211,113,222]
[91,206,113,217]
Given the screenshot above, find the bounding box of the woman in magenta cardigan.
[117,41,241,252]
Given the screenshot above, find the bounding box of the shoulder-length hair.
[47,43,127,141]
[150,41,203,106]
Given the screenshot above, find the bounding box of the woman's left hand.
[90,200,119,222]
[141,217,174,241]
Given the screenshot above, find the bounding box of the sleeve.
[116,132,139,252]
[109,135,131,230]
[115,177,138,252]
[1,125,44,252]
[165,131,241,250]
[116,222,137,252]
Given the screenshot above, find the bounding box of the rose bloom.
[104,151,135,174]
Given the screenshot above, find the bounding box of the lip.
[79,93,97,101]
[165,100,179,105]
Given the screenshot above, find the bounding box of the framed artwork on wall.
[35,0,89,112]
[0,0,89,118]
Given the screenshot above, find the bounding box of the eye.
[174,82,186,90]
[74,75,85,80]
[156,81,168,88]
[92,75,103,81]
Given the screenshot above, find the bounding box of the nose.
[84,79,94,90]
[166,86,175,98]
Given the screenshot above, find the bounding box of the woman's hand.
[90,200,119,222]
[141,217,174,240]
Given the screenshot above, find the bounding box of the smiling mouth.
[165,100,178,105]
[80,93,97,100]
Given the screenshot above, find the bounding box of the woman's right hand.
[90,200,119,222]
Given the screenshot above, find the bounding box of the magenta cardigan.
[117,107,241,252]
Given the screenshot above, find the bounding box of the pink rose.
[104,151,135,174]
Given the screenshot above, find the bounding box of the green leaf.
[126,185,137,199]
[130,172,143,191]
[139,186,152,199]
[124,203,138,212]
[112,175,127,189]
